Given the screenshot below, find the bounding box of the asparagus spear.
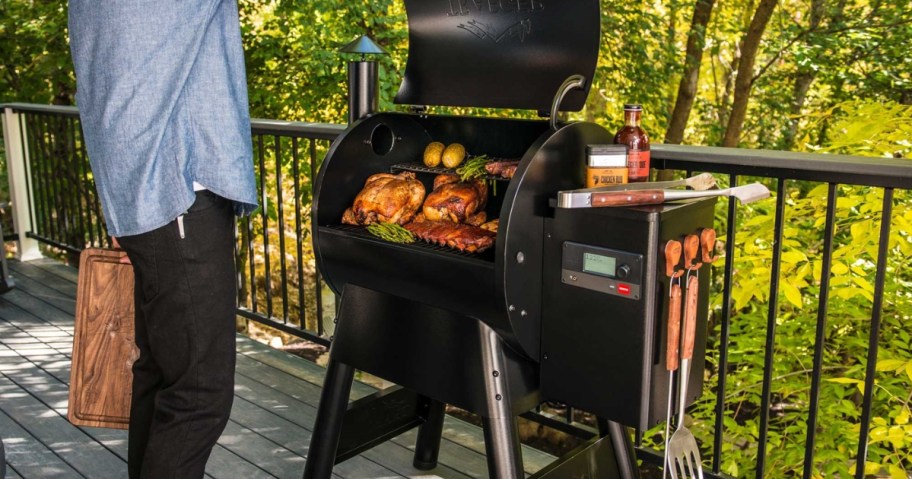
[366,222,416,244]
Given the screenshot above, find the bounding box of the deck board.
[0,406,83,478]
[0,258,555,478]
[0,373,126,478]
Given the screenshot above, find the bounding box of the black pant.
[118,191,237,479]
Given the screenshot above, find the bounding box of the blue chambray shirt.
[68,0,258,237]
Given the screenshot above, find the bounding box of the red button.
[618,284,631,295]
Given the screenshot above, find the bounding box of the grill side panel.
[498,122,614,359]
[330,284,540,416]
[540,200,716,430]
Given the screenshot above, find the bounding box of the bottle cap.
[623,104,643,111]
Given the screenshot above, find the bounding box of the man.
[68,1,258,477]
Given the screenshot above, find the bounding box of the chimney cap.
[340,35,389,56]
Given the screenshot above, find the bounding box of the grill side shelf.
[390,162,515,182]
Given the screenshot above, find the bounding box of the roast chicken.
[422,174,488,224]
[342,171,496,253]
[342,172,425,225]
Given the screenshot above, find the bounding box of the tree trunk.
[721,0,778,147]
[901,91,912,105]
[664,0,717,145]
[781,72,814,150]
[665,0,679,117]
[780,0,827,150]
[718,53,739,135]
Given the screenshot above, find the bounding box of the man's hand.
[111,237,132,264]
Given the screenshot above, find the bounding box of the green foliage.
[581,0,682,133]
[680,102,912,477]
[0,0,74,105]
[239,0,408,122]
[3,1,912,477]
[800,101,912,158]
[699,186,910,477]
[0,0,76,207]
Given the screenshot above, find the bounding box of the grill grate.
[325,224,495,261]
[391,161,516,182]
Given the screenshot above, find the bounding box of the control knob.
[616,264,631,279]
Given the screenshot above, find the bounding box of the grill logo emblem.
[447,0,544,43]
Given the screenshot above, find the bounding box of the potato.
[423,142,445,167]
[441,143,466,168]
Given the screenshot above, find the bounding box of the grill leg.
[412,398,446,470]
[302,357,355,479]
[599,418,639,479]
[482,416,523,478]
[479,324,524,479]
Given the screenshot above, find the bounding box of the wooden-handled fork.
[667,234,704,479]
[662,240,683,479]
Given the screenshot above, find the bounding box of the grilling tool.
[572,172,718,196]
[558,182,769,208]
[585,172,716,193]
[663,240,684,479]
[668,234,704,479]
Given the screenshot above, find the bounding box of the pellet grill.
[305,2,714,478]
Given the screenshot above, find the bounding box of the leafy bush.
[633,101,911,477]
[666,101,912,477]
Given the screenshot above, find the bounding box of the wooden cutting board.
[68,248,137,429]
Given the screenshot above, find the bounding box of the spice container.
[586,144,628,187]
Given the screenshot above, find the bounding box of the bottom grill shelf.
[323,224,496,262]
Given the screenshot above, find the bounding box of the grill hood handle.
[550,75,587,131]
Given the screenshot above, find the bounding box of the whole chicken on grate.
[422,174,488,225]
[401,174,498,253]
[342,171,425,226]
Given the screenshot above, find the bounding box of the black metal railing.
[0,103,344,346]
[649,146,911,479]
[6,105,104,254]
[238,119,344,345]
[2,103,910,478]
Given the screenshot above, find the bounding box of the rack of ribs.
[404,220,496,253]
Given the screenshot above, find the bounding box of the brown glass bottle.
[614,104,650,182]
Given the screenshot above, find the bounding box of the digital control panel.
[561,242,643,300]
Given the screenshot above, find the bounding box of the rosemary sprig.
[456,155,490,182]
[366,221,415,244]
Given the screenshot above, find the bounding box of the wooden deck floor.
[0,258,554,478]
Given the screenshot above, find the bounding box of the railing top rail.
[2,103,80,117]
[2,103,347,141]
[5,102,911,189]
[250,118,345,140]
[653,144,912,189]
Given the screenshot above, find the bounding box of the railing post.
[1,107,42,261]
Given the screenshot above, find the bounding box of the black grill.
[303,1,714,478]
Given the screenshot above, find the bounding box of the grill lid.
[394,0,600,112]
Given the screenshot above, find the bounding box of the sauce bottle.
[614,104,650,182]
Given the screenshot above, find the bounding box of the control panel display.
[561,242,643,300]
[583,253,616,277]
